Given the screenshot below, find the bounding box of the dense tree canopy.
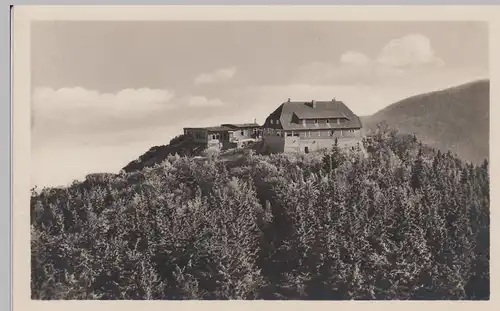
[31,126,489,300]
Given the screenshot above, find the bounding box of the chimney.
[312,100,316,108]
[332,97,336,102]
[287,98,291,102]
[254,118,257,124]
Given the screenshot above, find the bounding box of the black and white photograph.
[25,8,490,301]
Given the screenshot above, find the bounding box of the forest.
[30,125,490,300]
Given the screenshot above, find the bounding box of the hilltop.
[31,127,489,300]
[362,79,489,164]
[122,134,264,173]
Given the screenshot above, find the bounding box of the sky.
[31,21,489,188]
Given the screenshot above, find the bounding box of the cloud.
[32,87,176,121]
[294,33,444,85]
[340,51,371,66]
[376,34,445,68]
[31,87,179,147]
[194,67,237,85]
[32,86,232,150]
[186,96,226,107]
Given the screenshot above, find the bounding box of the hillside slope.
[122,134,206,173]
[122,136,266,173]
[362,79,489,164]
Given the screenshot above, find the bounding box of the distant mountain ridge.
[362,79,489,164]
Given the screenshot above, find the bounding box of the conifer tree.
[410,148,424,191]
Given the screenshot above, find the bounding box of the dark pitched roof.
[265,100,362,130]
[294,110,348,120]
[221,123,261,129]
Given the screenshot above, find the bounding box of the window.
[314,119,318,124]
[287,132,293,137]
[212,134,216,140]
[241,130,244,136]
[270,120,274,124]
[216,134,220,140]
[277,120,280,124]
[326,119,330,124]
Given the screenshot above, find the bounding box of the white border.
[11,5,500,311]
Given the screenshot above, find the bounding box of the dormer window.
[270,120,274,125]
[277,120,280,125]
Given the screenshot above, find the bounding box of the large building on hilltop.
[261,98,362,153]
